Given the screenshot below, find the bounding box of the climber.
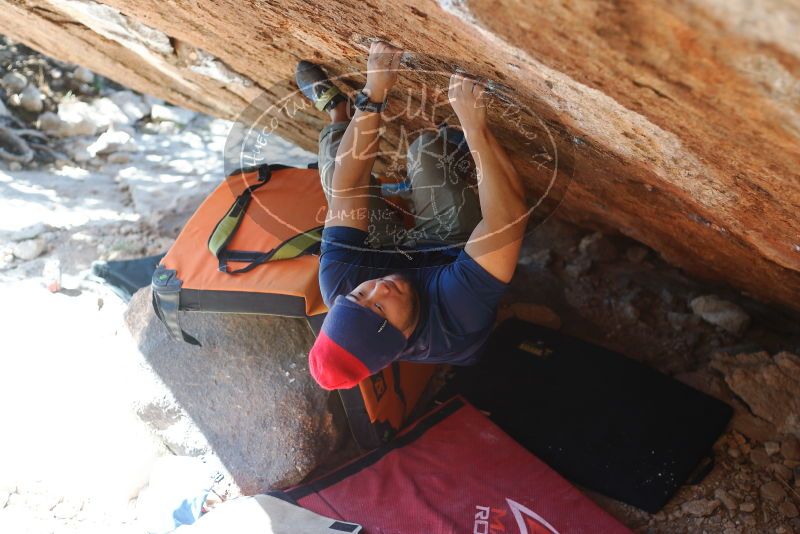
[296,41,529,390]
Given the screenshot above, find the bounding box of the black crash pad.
[92,253,165,301]
[436,319,732,513]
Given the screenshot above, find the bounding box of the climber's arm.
[450,74,529,283]
[326,41,402,232]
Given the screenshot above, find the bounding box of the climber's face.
[346,273,420,339]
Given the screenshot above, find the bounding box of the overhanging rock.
[1,0,799,310]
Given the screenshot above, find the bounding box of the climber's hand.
[449,73,487,132]
[364,41,402,103]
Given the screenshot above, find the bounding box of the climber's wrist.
[462,120,489,140]
[362,83,391,104]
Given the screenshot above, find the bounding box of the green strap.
[221,226,323,274]
[209,164,272,258]
[208,166,322,274]
[208,205,244,257]
[271,229,324,261]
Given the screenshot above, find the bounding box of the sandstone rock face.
[124,287,346,493]
[1,0,799,311]
[711,351,800,438]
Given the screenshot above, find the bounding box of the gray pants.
[318,122,482,249]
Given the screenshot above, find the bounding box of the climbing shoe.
[295,60,348,112]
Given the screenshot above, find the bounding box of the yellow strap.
[271,229,323,261]
[208,211,242,256]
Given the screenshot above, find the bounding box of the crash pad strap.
[217,227,324,274]
[207,166,272,261]
[151,266,200,346]
[208,163,323,274]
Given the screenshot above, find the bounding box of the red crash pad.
[280,397,631,534]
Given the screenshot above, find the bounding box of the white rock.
[689,295,750,335]
[151,103,195,125]
[109,90,151,122]
[12,238,45,260]
[73,66,95,84]
[8,161,22,171]
[90,97,132,127]
[1,71,27,93]
[87,129,138,156]
[19,85,44,113]
[56,101,103,137]
[10,223,48,242]
[53,97,133,137]
[37,111,64,134]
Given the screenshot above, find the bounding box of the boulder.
[124,287,347,493]
[711,351,800,438]
[3,0,800,311]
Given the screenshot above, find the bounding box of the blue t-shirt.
[319,226,508,365]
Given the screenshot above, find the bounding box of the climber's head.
[345,274,420,337]
[308,274,420,390]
